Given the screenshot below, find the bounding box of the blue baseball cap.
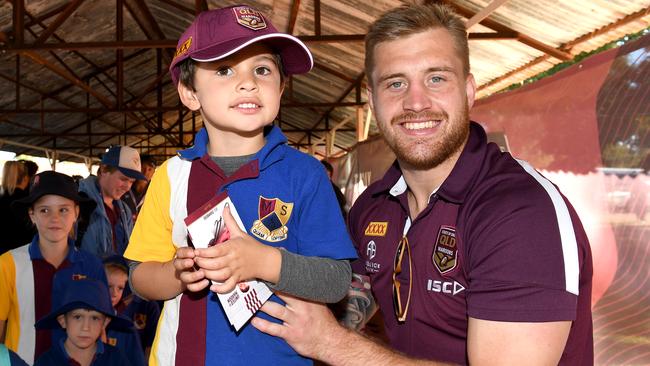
[35,278,133,330]
[101,145,147,181]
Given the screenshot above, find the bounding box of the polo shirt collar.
[177,125,288,169]
[371,121,487,204]
[436,121,487,203]
[28,235,82,263]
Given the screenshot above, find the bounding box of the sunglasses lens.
[392,237,411,322]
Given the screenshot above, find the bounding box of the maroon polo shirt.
[349,122,593,365]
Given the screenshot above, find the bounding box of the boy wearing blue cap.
[77,145,147,258]
[0,171,107,364]
[34,278,133,366]
[124,4,357,366]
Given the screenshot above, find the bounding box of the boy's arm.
[130,247,210,300]
[266,250,351,303]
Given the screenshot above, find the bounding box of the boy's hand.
[193,205,281,293]
[173,246,210,292]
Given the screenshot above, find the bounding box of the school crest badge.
[233,7,267,30]
[173,37,192,60]
[432,226,458,274]
[134,313,147,330]
[251,196,293,242]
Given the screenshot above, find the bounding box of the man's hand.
[251,293,342,360]
[193,205,281,293]
[173,246,209,292]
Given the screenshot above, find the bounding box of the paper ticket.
[184,192,273,331]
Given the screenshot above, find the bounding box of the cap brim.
[192,33,313,75]
[35,301,132,330]
[118,167,147,181]
[11,191,96,214]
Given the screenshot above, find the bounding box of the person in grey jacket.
[78,146,146,258]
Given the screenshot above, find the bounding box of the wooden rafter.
[33,0,84,45]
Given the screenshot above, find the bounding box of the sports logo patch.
[173,37,192,59]
[233,7,267,30]
[251,196,293,242]
[432,225,458,274]
[366,240,376,260]
[364,221,388,237]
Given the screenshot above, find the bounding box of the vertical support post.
[356,107,364,141]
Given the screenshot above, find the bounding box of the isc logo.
[364,222,388,237]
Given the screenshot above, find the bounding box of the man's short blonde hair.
[365,3,469,85]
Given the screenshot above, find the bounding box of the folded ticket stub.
[184,192,273,331]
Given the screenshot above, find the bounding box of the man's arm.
[251,293,453,366]
[467,317,571,365]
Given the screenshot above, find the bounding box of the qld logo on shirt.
[433,225,458,274]
[251,196,293,242]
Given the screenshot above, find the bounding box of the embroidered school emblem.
[432,226,458,274]
[173,37,192,59]
[134,313,147,330]
[364,222,388,237]
[233,7,267,30]
[251,196,293,242]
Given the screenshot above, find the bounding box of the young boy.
[124,5,357,365]
[34,278,133,366]
[103,255,158,363]
[0,171,107,364]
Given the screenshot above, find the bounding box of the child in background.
[103,255,159,362]
[0,171,107,364]
[124,5,357,365]
[34,278,133,366]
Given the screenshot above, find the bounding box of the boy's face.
[106,268,128,307]
[29,195,79,246]
[57,309,110,351]
[99,169,135,201]
[178,44,284,148]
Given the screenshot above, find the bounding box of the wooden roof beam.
[287,0,301,34]
[445,1,572,61]
[297,72,366,144]
[465,0,510,29]
[33,0,84,45]
[12,0,23,45]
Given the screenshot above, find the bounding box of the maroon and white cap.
[170,5,313,85]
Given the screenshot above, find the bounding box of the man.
[78,145,146,258]
[253,3,593,365]
[121,154,156,216]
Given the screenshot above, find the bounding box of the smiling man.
[253,3,594,366]
[78,145,146,258]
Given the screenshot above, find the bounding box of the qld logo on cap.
[233,6,267,30]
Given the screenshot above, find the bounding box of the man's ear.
[465,73,477,110]
[178,82,201,111]
[57,314,67,329]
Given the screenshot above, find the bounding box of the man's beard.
[380,103,470,170]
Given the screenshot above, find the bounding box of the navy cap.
[12,171,95,214]
[101,146,147,181]
[35,278,133,330]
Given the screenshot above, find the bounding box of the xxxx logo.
[364,222,388,237]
